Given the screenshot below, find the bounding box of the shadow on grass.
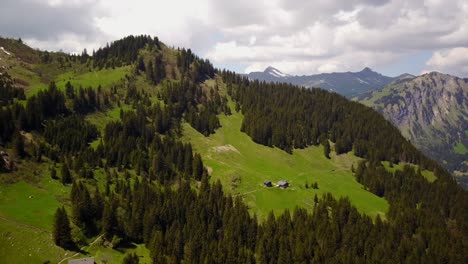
[114,240,137,253]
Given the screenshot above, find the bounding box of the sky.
[1,0,468,77]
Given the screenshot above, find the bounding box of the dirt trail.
[233,189,258,197]
[0,214,48,233]
[0,214,103,264]
[57,234,103,264]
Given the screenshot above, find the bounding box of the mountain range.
[0,36,466,263]
[248,65,468,187]
[358,72,468,187]
[247,66,412,97]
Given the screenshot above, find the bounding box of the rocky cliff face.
[361,72,468,186]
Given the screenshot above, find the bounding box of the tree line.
[1,35,466,263]
[221,70,438,171]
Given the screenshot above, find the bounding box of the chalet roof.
[69,257,94,264]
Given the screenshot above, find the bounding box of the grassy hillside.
[0,45,144,262]
[183,106,388,219]
[0,117,151,263]
[1,36,465,263]
[25,66,131,97]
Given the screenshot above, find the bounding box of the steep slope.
[359,72,468,187]
[247,66,394,97]
[0,36,466,263]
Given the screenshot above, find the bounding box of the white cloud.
[2,0,468,76]
[203,0,468,75]
[424,47,468,76]
[24,33,105,54]
[95,0,213,50]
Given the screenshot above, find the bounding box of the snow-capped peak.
[264,66,289,78]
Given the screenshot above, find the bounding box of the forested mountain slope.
[0,36,466,263]
[358,72,468,188]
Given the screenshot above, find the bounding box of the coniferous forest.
[0,35,467,263]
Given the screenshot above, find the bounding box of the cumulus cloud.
[1,0,467,76]
[0,0,110,54]
[424,47,468,76]
[206,0,468,76]
[0,0,103,43]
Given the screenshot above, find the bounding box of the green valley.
[0,35,466,263]
[184,108,388,219]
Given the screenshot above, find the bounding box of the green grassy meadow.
[183,110,389,220]
[381,161,437,183]
[454,142,468,155]
[55,66,131,90]
[0,161,70,263]
[24,65,131,97]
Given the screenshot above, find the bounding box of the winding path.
[57,234,103,264]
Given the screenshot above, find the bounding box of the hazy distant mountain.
[359,72,468,187]
[247,66,395,97]
[248,66,291,81]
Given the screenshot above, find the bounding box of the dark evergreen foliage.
[67,169,467,263]
[221,70,435,169]
[177,48,215,82]
[122,252,139,264]
[72,86,102,114]
[53,207,74,250]
[101,108,206,183]
[24,82,67,131]
[61,162,72,185]
[1,36,465,263]
[0,106,16,145]
[93,35,159,69]
[158,79,227,135]
[0,72,25,106]
[44,116,98,154]
[12,130,25,158]
[71,181,100,236]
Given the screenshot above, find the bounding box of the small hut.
[69,257,94,264]
[278,180,289,188]
[264,180,273,187]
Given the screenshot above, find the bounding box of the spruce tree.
[123,252,139,264]
[102,200,117,240]
[50,166,57,179]
[0,155,6,172]
[192,153,203,180]
[53,207,74,249]
[12,130,25,158]
[61,163,72,185]
[323,140,331,159]
[137,56,146,72]
[146,61,155,84]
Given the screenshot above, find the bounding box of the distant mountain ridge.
[359,71,468,188]
[247,66,399,97]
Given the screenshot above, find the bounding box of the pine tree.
[53,207,74,249]
[323,140,331,159]
[192,153,203,180]
[12,130,25,158]
[102,200,117,240]
[61,163,72,185]
[65,81,75,98]
[123,252,139,264]
[137,56,146,73]
[0,155,7,172]
[146,61,155,84]
[50,166,57,179]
